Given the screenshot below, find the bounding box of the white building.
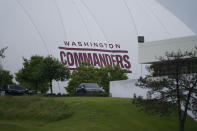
[139,35,197,64]
[110,35,197,98]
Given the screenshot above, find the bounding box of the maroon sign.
[59,41,132,73]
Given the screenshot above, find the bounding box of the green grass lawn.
[0,96,196,131]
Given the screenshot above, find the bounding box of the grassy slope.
[0,96,196,131]
[0,96,72,121]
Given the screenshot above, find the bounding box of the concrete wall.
[109,79,148,98]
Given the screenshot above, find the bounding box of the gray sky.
[157,0,197,33]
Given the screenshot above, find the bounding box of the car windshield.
[85,84,100,89]
[16,86,25,90]
[9,86,16,90]
[9,85,25,90]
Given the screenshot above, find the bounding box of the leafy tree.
[0,47,8,59]
[135,50,197,131]
[15,56,48,93]
[42,56,70,94]
[0,47,8,70]
[66,62,98,94]
[97,65,128,92]
[0,47,13,86]
[66,62,128,94]
[0,69,13,86]
[16,55,70,94]
[16,76,49,93]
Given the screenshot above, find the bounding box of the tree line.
[0,47,128,94]
[66,62,128,94]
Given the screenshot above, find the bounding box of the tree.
[15,56,49,93]
[97,65,128,92]
[42,56,70,94]
[0,47,8,59]
[0,47,13,86]
[66,62,128,94]
[0,69,13,86]
[0,47,8,70]
[66,62,99,94]
[135,50,197,131]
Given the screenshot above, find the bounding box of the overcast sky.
[157,0,197,33]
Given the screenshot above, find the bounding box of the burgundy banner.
[59,41,132,73]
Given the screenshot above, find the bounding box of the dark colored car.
[26,90,37,95]
[2,85,27,95]
[76,83,105,94]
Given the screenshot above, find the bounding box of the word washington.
[64,41,121,49]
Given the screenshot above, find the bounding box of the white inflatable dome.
[0,0,194,93]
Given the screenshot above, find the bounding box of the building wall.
[109,79,148,98]
[139,35,197,64]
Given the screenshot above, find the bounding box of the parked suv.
[76,83,105,94]
[2,85,27,95]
